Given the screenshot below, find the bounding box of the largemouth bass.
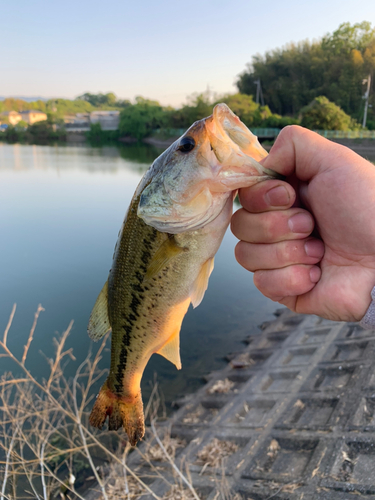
[88,104,278,446]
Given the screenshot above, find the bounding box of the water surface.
[0,143,277,406]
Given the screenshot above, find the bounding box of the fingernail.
[305,239,324,258]
[265,186,290,207]
[310,266,321,283]
[288,213,313,233]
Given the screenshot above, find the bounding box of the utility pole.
[362,75,372,129]
[254,79,265,107]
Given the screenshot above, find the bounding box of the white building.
[64,113,90,132]
[64,110,120,132]
[90,111,120,131]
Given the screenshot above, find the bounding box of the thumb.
[261,125,356,182]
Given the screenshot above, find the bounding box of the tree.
[76,92,119,108]
[300,96,358,130]
[119,97,167,141]
[237,22,375,122]
[215,93,276,127]
[172,92,214,127]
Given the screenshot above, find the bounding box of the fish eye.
[178,136,195,153]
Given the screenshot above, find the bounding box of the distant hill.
[0,96,49,102]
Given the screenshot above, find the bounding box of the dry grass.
[144,432,186,462]
[103,462,146,499]
[207,379,235,395]
[163,484,200,500]
[182,405,218,425]
[0,305,243,500]
[196,438,239,469]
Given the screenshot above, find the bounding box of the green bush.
[26,120,67,144]
[2,125,25,143]
[119,97,167,141]
[300,96,359,130]
[215,93,270,127]
[263,114,300,128]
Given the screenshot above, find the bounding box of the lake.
[0,143,277,408]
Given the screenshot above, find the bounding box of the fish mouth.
[205,103,282,191]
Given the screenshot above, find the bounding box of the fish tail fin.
[89,381,145,446]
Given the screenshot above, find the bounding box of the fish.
[87,103,278,446]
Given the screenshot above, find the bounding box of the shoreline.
[85,308,375,499]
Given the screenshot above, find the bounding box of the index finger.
[261,125,361,181]
[238,179,296,213]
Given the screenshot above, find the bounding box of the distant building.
[63,110,120,132]
[64,113,90,132]
[90,111,120,131]
[0,111,22,126]
[19,110,47,125]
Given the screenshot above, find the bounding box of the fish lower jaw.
[213,173,276,191]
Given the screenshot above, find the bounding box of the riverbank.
[331,138,375,159]
[86,308,375,499]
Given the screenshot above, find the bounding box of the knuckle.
[287,265,311,293]
[288,266,303,289]
[262,211,290,242]
[274,243,286,264]
[262,213,279,242]
[285,241,301,263]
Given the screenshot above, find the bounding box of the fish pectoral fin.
[190,257,215,308]
[145,235,186,282]
[156,328,182,370]
[87,280,111,341]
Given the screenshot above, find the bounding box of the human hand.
[231,126,375,322]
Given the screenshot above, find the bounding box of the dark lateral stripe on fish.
[114,227,158,393]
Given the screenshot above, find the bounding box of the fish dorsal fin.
[157,328,182,370]
[87,280,111,341]
[190,257,215,308]
[145,235,185,281]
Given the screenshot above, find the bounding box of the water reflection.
[0,142,164,173]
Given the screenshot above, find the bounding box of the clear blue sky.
[2,0,375,107]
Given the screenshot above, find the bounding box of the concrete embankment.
[87,308,375,499]
[331,138,375,160]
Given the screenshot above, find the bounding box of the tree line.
[1,21,374,146]
[237,21,375,128]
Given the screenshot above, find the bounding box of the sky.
[2,0,375,107]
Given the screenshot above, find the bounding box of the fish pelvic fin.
[87,280,111,341]
[155,297,190,369]
[157,327,182,370]
[190,257,215,308]
[89,381,145,447]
